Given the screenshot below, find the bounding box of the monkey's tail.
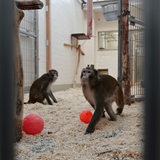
[116,85,124,115]
[24,99,37,104]
[24,99,32,104]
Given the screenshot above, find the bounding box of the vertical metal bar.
[144,0,160,159]
[118,0,122,84]
[35,10,39,79]
[0,1,16,160]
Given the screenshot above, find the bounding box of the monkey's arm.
[49,90,58,103]
[43,91,53,105]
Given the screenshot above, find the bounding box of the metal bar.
[87,0,93,38]
[129,16,144,26]
[35,10,39,79]
[117,0,122,84]
[0,1,16,160]
[144,0,160,159]
[83,0,118,9]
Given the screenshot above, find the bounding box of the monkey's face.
[48,69,58,81]
[80,68,97,81]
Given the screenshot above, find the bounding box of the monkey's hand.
[84,128,95,134]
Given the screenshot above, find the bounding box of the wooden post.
[15,0,43,142]
[14,7,24,142]
[64,43,85,87]
[122,0,131,105]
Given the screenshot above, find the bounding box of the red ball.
[80,110,92,124]
[22,113,44,135]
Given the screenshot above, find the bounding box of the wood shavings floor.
[15,87,144,160]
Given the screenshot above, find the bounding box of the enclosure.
[20,0,144,101]
[15,88,144,160]
[0,0,146,159]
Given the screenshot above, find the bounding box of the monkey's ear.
[86,64,90,68]
[48,69,52,74]
[90,64,94,69]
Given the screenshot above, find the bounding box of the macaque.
[26,69,58,105]
[80,65,124,134]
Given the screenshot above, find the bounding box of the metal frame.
[35,10,39,79]
[19,10,39,91]
[144,0,160,159]
[118,0,144,101]
[0,1,15,159]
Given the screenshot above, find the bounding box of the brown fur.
[26,69,58,105]
[80,65,124,134]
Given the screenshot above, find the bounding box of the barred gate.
[20,10,39,92]
[128,0,144,99]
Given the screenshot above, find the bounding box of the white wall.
[94,9,118,79]
[39,0,95,88]
[38,1,118,89]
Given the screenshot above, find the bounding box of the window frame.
[98,30,118,51]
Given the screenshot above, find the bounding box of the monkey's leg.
[116,87,124,115]
[89,102,105,117]
[104,102,117,121]
[49,90,58,103]
[85,103,104,134]
[43,91,53,105]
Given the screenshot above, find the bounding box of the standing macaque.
[80,65,124,134]
[26,69,58,105]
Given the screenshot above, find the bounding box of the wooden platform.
[71,33,90,40]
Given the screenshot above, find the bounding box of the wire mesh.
[19,10,38,91]
[128,0,144,99]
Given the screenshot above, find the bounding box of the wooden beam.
[64,43,85,55]
[64,43,85,87]
[122,0,131,105]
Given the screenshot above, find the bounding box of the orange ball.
[22,113,44,135]
[80,110,92,124]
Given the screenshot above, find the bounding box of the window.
[98,31,118,50]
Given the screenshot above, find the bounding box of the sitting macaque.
[26,69,58,105]
[80,65,124,134]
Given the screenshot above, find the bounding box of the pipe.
[46,0,51,71]
[118,0,122,84]
[87,0,92,38]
